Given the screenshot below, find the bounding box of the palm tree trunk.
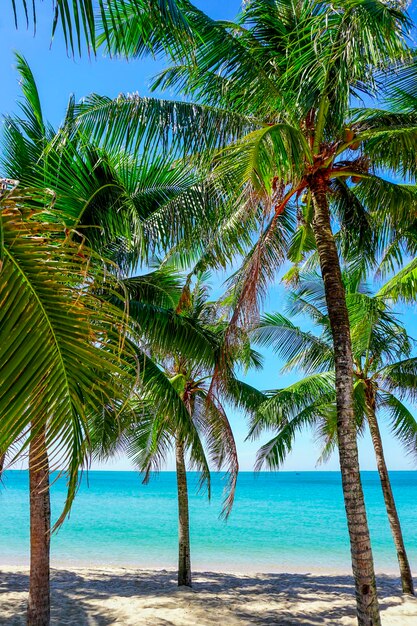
[0,452,6,479]
[175,436,192,587]
[311,181,380,626]
[27,423,51,626]
[365,392,414,595]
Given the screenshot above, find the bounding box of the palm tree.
[92,276,264,587]
[0,182,138,626]
[73,3,417,622]
[1,56,226,625]
[251,270,416,595]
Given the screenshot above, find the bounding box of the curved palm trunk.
[175,436,192,587]
[311,183,380,626]
[365,394,414,595]
[27,423,51,626]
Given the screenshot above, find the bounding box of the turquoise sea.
[1,471,416,573]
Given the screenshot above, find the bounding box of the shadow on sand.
[0,568,415,625]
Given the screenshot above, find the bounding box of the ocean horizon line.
[3,468,417,473]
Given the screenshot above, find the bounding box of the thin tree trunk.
[366,392,414,595]
[175,436,192,587]
[27,423,51,626]
[0,452,6,479]
[311,181,380,626]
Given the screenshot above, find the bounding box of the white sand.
[1,567,416,625]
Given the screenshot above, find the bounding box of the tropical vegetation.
[92,276,263,586]
[251,270,417,595]
[72,2,417,623]
[2,2,417,626]
[1,55,238,624]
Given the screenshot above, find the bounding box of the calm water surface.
[1,471,416,572]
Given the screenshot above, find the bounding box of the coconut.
[343,128,355,143]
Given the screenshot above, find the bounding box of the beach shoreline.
[0,561,403,576]
[1,566,416,625]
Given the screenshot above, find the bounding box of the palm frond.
[379,392,417,459]
[12,0,189,56]
[0,188,136,523]
[225,204,295,332]
[214,125,310,191]
[122,268,182,309]
[193,390,237,518]
[248,372,336,440]
[254,400,331,471]
[353,176,417,254]
[253,312,333,374]
[330,178,375,269]
[377,358,417,403]
[377,256,417,303]
[75,94,256,158]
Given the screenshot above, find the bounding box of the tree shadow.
[0,568,415,625]
[0,570,116,626]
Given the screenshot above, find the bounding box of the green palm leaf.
[12,0,189,56]
[379,392,417,458]
[378,358,417,403]
[75,93,257,157]
[253,312,333,373]
[249,372,336,439]
[0,187,136,520]
[377,257,417,303]
[254,401,331,471]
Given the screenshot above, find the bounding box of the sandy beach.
[1,567,416,625]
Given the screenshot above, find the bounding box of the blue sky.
[1,1,417,472]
